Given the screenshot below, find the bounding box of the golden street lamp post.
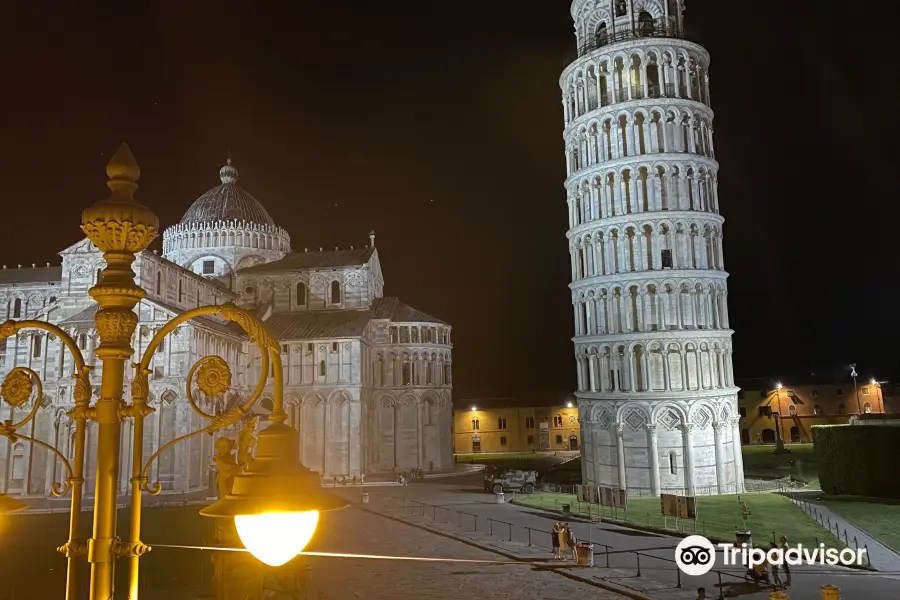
[0,144,347,600]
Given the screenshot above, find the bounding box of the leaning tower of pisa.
[563,0,744,496]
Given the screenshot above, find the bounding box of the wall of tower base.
[577,393,745,497]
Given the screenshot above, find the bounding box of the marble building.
[0,159,453,497]
[562,0,744,496]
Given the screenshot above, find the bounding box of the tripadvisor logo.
[674,535,867,576]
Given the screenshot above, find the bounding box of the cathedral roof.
[372,297,447,325]
[59,304,99,325]
[178,160,276,228]
[264,310,372,339]
[0,265,62,285]
[237,248,376,274]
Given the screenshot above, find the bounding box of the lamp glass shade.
[234,510,319,566]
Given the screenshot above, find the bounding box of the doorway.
[471,437,481,452]
[569,435,579,451]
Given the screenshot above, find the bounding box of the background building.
[563,0,743,497]
[0,159,453,497]
[737,377,887,445]
[453,399,580,454]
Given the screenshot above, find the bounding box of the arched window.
[637,10,654,36]
[155,271,162,295]
[864,402,872,414]
[596,22,608,47]
[471,419,479,431]
[402,362,412,386]
[788,404,796,416]
[33,336,42,358]
[444,362,451,384]
[296,282,307,306]
[615,0,627,17]
[319,360,326,377]
[813,404,822,415]
[330,281,341,304]
[13,298,22,318]
[178,280,183,303]
[669,452,677,475]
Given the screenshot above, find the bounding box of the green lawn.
[820,501,900,553]
[514,491,842,548]
[742,444,820,488]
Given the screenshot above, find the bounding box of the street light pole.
[851,364,861,415]
[0,144,349,600]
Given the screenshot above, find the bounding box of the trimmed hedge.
[813,424,900,499]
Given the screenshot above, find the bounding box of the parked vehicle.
[483,469,538,494]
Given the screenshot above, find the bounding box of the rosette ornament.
[1,368,34,408]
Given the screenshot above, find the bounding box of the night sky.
[1,1,894,401]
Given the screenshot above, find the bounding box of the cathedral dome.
[178,159,276,227]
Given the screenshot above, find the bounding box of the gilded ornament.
[218,302,279,351]
[2,369,34,408]
[197,356,232,397]
[0,321,17,340]
[94,309,139,344]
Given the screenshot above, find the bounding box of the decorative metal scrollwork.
[136,303,284,494]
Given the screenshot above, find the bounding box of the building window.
[307,343,313,353]
[861,386,871,396]
[411,328,420,343]
[788,404,796,416]
[296,282,307,306]
[399,328,409,343]
[155,272,162,295]
[498,417,507,430]
[471,419,479,431]
[555,435,563,444]
[812,389,819,398]
[553,415,563,427]
[319,360,326,377]
[813,404,822,415]
[202,260,215,275]
[836,387,844,396]
[157,337,165,353]
[669,452,677,475]
[13,298,22,318]
[78,333,87,349]
[178,280,183,302]
[525,416,535,428]
[332,342,338,352]
[500,436,507,446]
[402,363,412,385]
[838,403,845,415]
[281,344,289,354]
[527,435,535,445]
[661,249,673,268]
[33,336,42,358]
[758,406,772,417]
[389,327,398,343]
[864,402,872,414]
[738,407,746,418]
[443,363,451,384]
[330,281,341,304]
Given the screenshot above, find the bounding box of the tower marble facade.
[563,0,744,496]
[0,160,453,498]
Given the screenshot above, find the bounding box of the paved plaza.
[331,475,900,600]
[302,505,629,599]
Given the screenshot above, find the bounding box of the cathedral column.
[615,423,627,491]
[417,400,424,468]
[713,421,726,494]
[731,417,744,492]
[628,350,638,392]
[680,423,695,496]
[588,357,597,392]
[662,352,671,390]
[575,358,585,392]
[646,424,660,496]
[716,350,725,388]
[635,173,646,212]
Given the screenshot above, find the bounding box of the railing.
[787,495,873,569]
[370,493,754,600]
[570,19,687,61]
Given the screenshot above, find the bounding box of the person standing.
[552,522,563,559]
[695,588,707,600]
[768,542,784,588]
[565,523,578,561]
[779,536,791,585]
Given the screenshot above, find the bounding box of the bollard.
[496,492,505,505]
[820,584,840,600]
[605,544,610,567]
[362,492,370,505]
[769,591,789,599]
[507,522,513,542]
[576,543,594,567]
[527,527,532,546]
[636,553,642,577]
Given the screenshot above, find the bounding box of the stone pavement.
[300,504,630,599]
[344,476,900,600]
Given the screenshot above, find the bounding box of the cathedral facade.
[563,0,744,496]
[0,160,453,498]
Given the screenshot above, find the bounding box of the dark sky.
[1,1,895,400]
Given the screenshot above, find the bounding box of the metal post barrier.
[605,544,610,568]
[489,518,494,536]
[717,572,724,600]
[865,544,872,568]
[526,527,532,546]
[676,564,681,587]
[636,552,641,577]
[507,522,513,542]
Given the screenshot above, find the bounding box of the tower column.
[713,421,726,494]
[646,424,660,496]
[680,423,695,496]
[731,417,744,492]
[615,423,627,491]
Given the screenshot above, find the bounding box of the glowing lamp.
[775,382,783,390]
[566,402,573,408]
[0,493,27,514]
[871,378,877,386]
[200,422,348,566]
[470,406,477,411]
